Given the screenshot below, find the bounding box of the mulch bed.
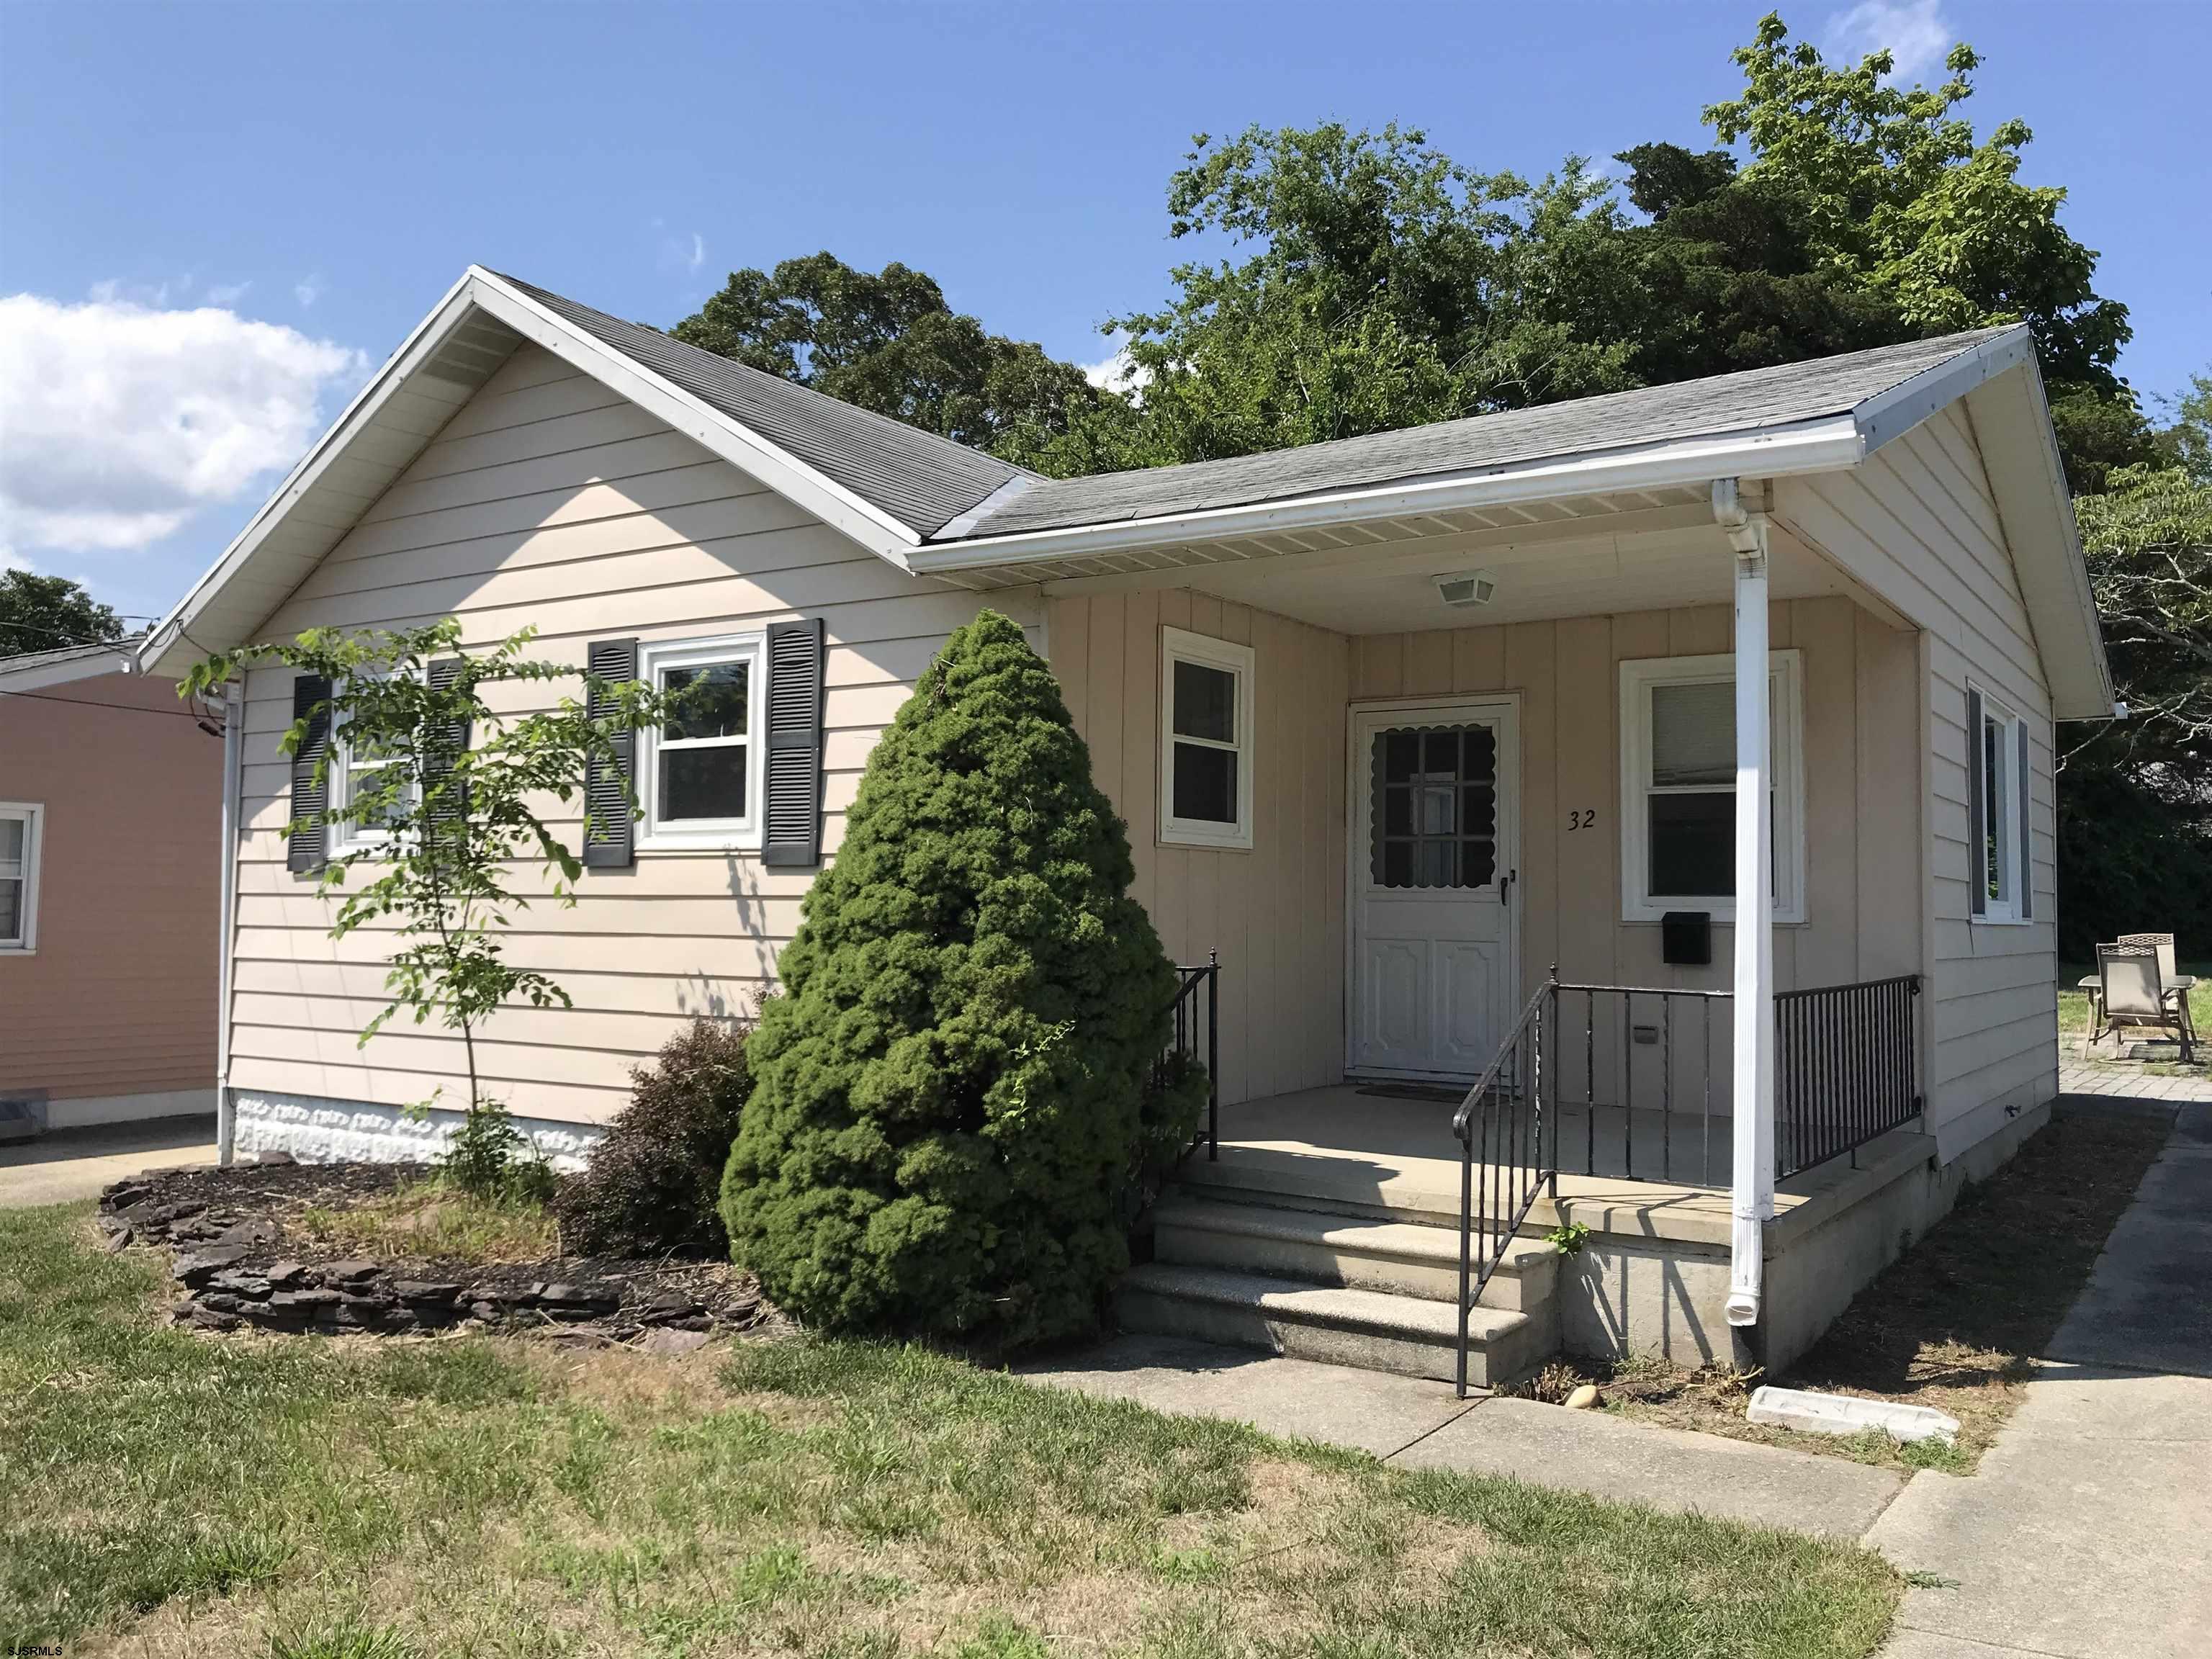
[99,1159,772,1351]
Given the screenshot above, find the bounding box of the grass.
[1593,1110,2170,1471]
[0,1203,1901,1659]
[287,1175,562,1263]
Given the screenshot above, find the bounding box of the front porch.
[1128,1079,1946,1388]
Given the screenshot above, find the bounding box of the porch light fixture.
[1435,570,1496,608]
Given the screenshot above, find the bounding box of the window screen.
[1170,659,1239,824]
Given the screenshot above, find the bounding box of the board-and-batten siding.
[1046,589,1921,1118]
[224,343,1035,1125]
[1781,406,2059,1158]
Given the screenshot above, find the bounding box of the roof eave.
[139,266,930,680]
[910,415,1867,576]
[0,647,144,692]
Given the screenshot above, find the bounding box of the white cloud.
[1082,334,1150,401]
[1825,0,1954,84]
[656,225,708,274]
[0,294,366,557]
[207,280,253,305]
[294,274,324,309]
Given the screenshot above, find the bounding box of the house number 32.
[1567,808,1599,831]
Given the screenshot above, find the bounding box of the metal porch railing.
[1161,953,1221,1160]
[1452,968,1922,1395]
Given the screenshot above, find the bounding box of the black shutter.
[1965,686,1987,917]
[763,618,826,868]
[583,637,637,869]
[2017,716,2034,921]
[426,657,469,827]
[287,674,333,876]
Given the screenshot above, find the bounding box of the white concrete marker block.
[1747,1385,1959,1445]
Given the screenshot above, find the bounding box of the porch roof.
[929,327,2019,544]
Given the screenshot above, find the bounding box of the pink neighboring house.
[0,637,221,1135]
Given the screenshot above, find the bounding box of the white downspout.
[215,680,243,1165]
[1712,479,1776,1329]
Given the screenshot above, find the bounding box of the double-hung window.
[0,803,41,951]
[637,634,767,850]
[1619,652,1804,923]
[1969,685,2033,923]
[1159,626,1254,849]
[331,675,420,853]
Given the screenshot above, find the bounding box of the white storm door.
[1349,702,1517,1080]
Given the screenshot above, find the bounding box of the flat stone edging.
[99,1164,768,1347]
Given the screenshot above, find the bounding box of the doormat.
[1354,1082,1466,1103]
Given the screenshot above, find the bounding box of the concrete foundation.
[230,1089,603,1172]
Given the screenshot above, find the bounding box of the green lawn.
[0,1203,1899,1659]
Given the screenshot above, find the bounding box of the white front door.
[1348,700,1518,1080]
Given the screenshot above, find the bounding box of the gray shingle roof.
[0,633,146,676]
[493,274,1031,539]
[939,327,2019,543]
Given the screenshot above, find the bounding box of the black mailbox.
[1662,910,1712,966]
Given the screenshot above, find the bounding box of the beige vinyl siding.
[1047,590,1352,1109]
[1052,588,1920,1116]
[224,343,1034,1125]
[1781,408,2059,1158]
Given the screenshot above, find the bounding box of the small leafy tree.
[720,610,1204,1348]
[184,621,664,1191]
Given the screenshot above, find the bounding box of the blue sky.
[2,0,2206,625]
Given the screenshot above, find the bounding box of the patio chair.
[2114,932,2198,1058]
[2087,944,2196,1062]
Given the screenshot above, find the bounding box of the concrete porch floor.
[1198,1084,1934,1250]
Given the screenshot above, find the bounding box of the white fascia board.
[0,650,140,692]
[138,266,926,680]
[910,416,1865,576]
[138,269,483,678]
[465,270,922,565]
[1967,362,2115,720]
[1855,327,2035,458]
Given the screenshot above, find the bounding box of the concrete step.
[1115,1262,1553,1388]
[1153,1195,1560,1312]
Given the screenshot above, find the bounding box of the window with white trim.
[1969,685,2033,924]
[1619,652,1804,923]
[0,803,41,951]
[637,633,767,849]
[1159,627,1254,849]
[332,675,420,853]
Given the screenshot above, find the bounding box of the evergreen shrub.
[720,610,1202,1346]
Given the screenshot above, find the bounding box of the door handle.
[1500,868,1515,903]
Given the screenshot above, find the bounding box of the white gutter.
[911,417,1865,575]
[214,680,243,1166]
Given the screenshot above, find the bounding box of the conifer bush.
[720,610,1203,1346]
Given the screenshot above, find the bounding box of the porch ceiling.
[1009,487,1899,634]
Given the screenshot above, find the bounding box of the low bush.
[557,1017,755,1256]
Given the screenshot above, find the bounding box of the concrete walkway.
[1865,1100,2212,1658]
[0,1116,218,1208]
[1020,1334,1903,1539]
[2057,1057,2212,1102]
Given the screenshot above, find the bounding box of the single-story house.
[138,266,2107,1377]
[0,637,222,1136]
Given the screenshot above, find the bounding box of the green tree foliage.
[720,611,1202,1346]
[0,570,125,657]
[2059,412,2212,956]
[1025,12,2146,493]
[670,251,1112,470]
[183,622,665,1192]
